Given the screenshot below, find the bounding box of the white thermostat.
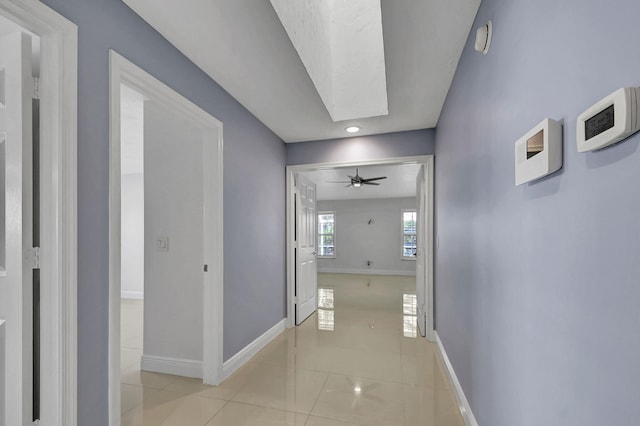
[515,118,563,186]
[576,87,640,152]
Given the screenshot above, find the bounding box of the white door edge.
[0,1,78,425]
[285,155,435,340]
[108,51,224,426]
[425,156,436,342]
[294,174,317,325]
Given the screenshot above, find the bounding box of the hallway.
[120,274,463,425]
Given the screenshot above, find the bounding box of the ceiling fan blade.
[347,175,355,180]
[345,183,353,188]
[363,182,380,185]
[362,176,387,182]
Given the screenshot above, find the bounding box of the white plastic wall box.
[515,118,563,186]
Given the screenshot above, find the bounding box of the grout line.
[307,370,331,421]
[202,399,229,425]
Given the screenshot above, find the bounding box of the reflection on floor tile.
[311,373,405,425]
[121,274,464,425]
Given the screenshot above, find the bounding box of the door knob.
[312,251,317,256]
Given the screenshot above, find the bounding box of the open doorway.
[286,156,434,340]
[117,83,146,415]
[109,51,224,424]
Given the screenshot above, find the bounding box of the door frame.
[286,155,435,341]
[108,51,224,425]
[0,1,78,424]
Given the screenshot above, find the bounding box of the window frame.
[317,211,336,258]
[401,209,417,260]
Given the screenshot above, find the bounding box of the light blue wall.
[435,0,640,425]
[39,1,286,424]
[287,129,435,165]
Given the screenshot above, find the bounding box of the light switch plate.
[156,236,169,252]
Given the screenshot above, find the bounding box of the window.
[317,212,335,257]
[402,210,417,259]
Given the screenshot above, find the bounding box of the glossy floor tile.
[121,274,464,425]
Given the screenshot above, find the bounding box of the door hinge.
[33,76,40,100]
[24,247,40,269]
[293,296,297,304]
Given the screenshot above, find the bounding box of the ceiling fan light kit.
[328,168,387,188]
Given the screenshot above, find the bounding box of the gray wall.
[317,198,416,275]
[143,101,203,363]
[39,0,287,423]
[435,0,640,425]
[287,129,435,165]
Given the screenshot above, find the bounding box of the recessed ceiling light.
[345,126,360,133]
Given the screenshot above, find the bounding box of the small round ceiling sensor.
[474,20,492,55]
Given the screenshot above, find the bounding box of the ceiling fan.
[329,168,387,188]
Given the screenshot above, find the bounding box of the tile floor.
[120,274,464,425]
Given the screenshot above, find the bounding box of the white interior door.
[0,31,35,425]
[295,174,317,325]
[416,166,427,337]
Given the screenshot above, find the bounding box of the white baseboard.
[318,268,416,277]
[222,318,286,381]
[121,291,144,300]
[140,355,202,379]
[435,332,478,426]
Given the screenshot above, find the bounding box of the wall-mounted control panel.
[515,118,563,186]
[576,87,640,152]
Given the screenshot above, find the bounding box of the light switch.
[156,236,169,252]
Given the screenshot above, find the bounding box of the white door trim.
[286,155,435,342]
[0,1,78,425]
[108,51,224,425]
[424,156,435,342]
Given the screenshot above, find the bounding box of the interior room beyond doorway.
[287,156,434,341]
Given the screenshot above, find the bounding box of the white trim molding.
[109,51,224,425]
[0,319,5,422]
[222,319,286,381]
[120,291,143,300]
[318,268,416,276]
[435,332,479,426]
[140,355,202,379]
[0,1,78,425]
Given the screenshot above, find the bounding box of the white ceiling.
[122,0,480,142]
[301,163,422,201]
[270,0,388,122]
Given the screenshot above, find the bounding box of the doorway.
[108,51,224,425]
[0,1,77,425]
[286,156,434,340]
